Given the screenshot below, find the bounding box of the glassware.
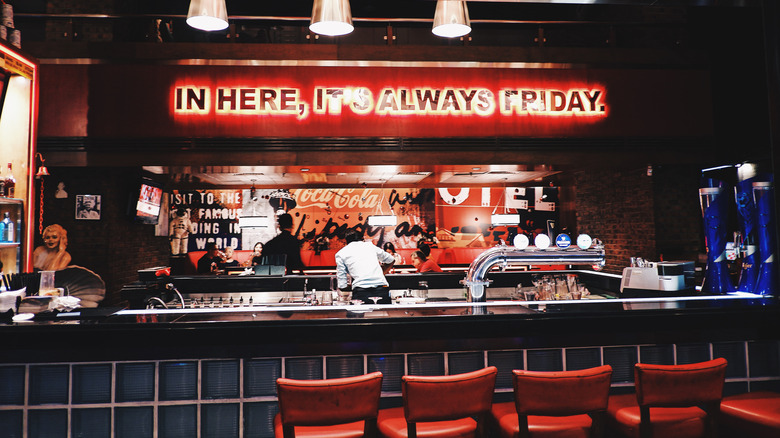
[369,296,381,305]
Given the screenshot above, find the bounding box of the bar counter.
[2,270,777,364]
[2,270,778,438]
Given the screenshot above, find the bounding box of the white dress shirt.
[335,241,395,289]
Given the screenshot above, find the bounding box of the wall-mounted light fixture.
[310,0,353,36]
[186,0,229,31]
[432,0,471,38]
[367,215,398,227]
[490,214,520,226]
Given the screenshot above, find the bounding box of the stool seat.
[607,393,707,438]
[378,407,476,438]
[720,391,780,438]
[274,414,367,438]
[491,401,593,438]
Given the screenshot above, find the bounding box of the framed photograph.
[75,194,101,220]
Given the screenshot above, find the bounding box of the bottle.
[3,163,14,198]
[1,212,12,242]
[0,214,5,242]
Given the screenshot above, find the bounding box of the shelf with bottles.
[0,197,23,245]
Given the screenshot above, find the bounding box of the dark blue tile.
[73,364,112,404]
[488,350,524,390]
[368,355,404,393]
[72,408,111,438]
[448,352,485,375]
[326,356,365,379]
[527,349,563,372]
[116,406,154,438]
[408,353,444,376]
[285,357,323,381]
[160,405,197,438]
[116,362,156,402]
[28,409,67,438]
[29,365,69,405]
[603,346,637,384]
[245,358,282,398]
[0,366,25,405]
[160,361,198,401]
[202,360,240,400]
[202,403,240,438]
[244,402,278,438]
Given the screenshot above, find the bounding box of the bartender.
[335,229,395,304]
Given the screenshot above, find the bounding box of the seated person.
[219,247,240,269]
[248,242,264,266]
[411,250,442,273]
[197,242,223,274]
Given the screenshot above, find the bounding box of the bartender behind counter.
[336,229,395,304]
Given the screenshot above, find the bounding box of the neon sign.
[173,84,607,119]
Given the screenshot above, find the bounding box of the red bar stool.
[720,391,780,438]
[606,357,727,438]
[490,364,613,438]
[377,366,497,438]
[274,371,384,438]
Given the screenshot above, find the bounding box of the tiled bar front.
[1,340,779,438]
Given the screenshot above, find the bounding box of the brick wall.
[34,167,170,306]
[574,165,704,274]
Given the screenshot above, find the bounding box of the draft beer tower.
[753,179,776,295]
[734,173,759,292]
[699,178,735,294]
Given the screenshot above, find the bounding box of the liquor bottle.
[1,212,12,242]
[0,214,5,242]
[3,163,14,198]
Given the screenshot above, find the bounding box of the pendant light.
[187,0,229,31]
[310,0,354,36]
[432,0,471,38]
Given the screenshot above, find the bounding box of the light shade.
[491,214,520,226]
[432,0,471,38]
[367,215,398,227]
[310,0,354,36]
[186,0,229,31]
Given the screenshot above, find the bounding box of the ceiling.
[20,0,766,188]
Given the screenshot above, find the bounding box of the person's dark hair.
[205,242,218,251]
[277,213,293,229]
[345,229,364,244]
[417,242,431,257]
[383,242,396,253]
[413,250,427,261]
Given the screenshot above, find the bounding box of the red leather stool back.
[634,358,727,408]
[276,371,383,437]
[607,358,727,438]
[403,366,497,424]
[512,365,613,417]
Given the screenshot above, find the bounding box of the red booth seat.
[720,391,780,438]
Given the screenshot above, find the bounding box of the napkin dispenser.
[620,261,693,293]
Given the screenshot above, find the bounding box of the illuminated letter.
[280,89,297,112]
[217,88,237,111]
[326,88,345,114]
[441,89,460,112]
[458,89,477,112]
[377,89,399,113]
[416,89,441,112]
[475,90,494,115]
[399,89,416,111]
[350,88,372,114]
[567,91,585,112]
[551,91,567,111]
[260,89,278,111]
[583,90,602,112]
[240,88,256,111]
[521,90,537,112]
[501,90,520,114]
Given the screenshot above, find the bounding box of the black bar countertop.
[1,268,777,364]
